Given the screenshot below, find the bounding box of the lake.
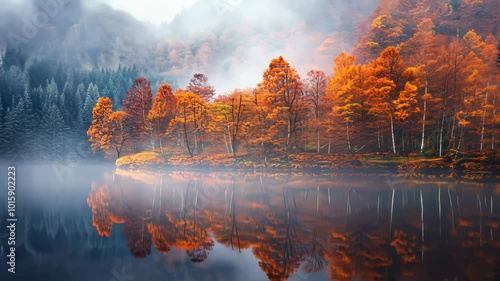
[0,163,499,281]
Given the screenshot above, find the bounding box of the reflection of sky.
[199,242,267,281]
[0,223,269,281]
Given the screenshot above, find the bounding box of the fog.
[0,0,379,93]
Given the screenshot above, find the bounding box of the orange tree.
[255,56,308,154]
[146,83,177,155]
[122,77,153,151]
[87,97,113,156]
[109,111,132,158]
[171,90,207,157]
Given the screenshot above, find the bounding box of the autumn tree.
[401,18,443,153]
[187,73,216,102]
[109,111,132,158]
[327,53,364,153]
[146,83,177,155]
[305,70,328,153]
[371,47,422,153]
[123,77,153,151]
[355,14,406,62]
[87,97,113,155]
[212,89,251,156]
[171,90,207,157]
[209,101,233,154]
[256,56,308,154]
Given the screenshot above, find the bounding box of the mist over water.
[0,0,379,93]
[1,164,499,281]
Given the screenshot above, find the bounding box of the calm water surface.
[0,164,499,281]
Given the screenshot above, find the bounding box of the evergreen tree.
[61,80,74,124]
[1,46,26,70]
[22,89,39,155]
[79,83,100,131]
[45,78,60,108]
[40,104,65,159]
[5,65,28,107]
[0,95,8,154]
[4,99,25,155]
[74,83,86,120]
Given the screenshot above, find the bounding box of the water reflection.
[87,170,500,281]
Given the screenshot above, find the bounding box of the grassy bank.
[115,151,500,176]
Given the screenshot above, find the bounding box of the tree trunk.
[450,115,456,150]
[377,124,381,151]
[223,132,230,154]
[286,116,292,154]
[421,80,428,153]
[480,90,488,151]
[390,113,396,154]
[439,112,445,157]
[492,88,497,150]
[346,120,351,152]
[150,131,155,151]
[231,137,237,157]
[317,130,320,154]
[159,137,163,155]
[182,105,193,157]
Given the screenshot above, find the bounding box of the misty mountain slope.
[0,0,155,69]
[157,0,380,91]
[1,0,379,93]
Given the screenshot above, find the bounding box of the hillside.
[353,0,500,62]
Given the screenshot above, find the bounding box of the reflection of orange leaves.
[248,202,266,210]
[332,231,348,241]
[458,219,473,227]
[174,232,213,251]
[87,184,113,237]
[109,207,126,224]
[147,224,173,254]
[252,241,301,281]
[390,230,417,264]
[123,219,152,259]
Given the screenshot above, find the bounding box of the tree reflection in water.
[87,170,500,281]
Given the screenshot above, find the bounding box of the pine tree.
[4,99,25,155]
[61,80,74,123]
[74,83,86,121]
[40,104,65,159]
[45,77,59,108]
[0,94,8,154]
[22,89,39,155]
[79,83,100,132]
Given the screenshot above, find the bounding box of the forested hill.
[353,0,500,62]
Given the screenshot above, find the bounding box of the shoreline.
[115,151,500,180]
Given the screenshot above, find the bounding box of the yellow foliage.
[116,151,165,168]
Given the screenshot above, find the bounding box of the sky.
[95,0,200,24]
